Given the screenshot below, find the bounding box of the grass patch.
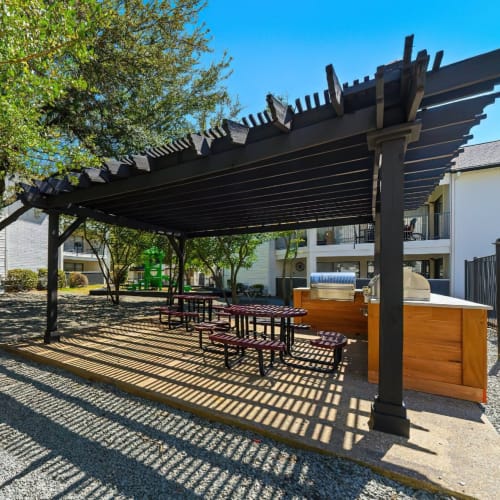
[58,284,104,295]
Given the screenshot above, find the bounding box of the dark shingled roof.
[451,140,500,172]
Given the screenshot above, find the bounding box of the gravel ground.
[0,292,497,499]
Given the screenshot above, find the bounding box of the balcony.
[317,213,450,245]
[274,232,308,250]
[63,242,104,257]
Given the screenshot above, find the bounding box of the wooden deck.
[4,314,500,499]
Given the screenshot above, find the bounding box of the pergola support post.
[45,212,60,344]
[374,210,381,275]
[177,236,186,294]
[367,123,421,438]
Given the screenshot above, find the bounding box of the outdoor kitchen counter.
[293,288,490,403]
[292,288,368,336]
[369,292,492,309]
[368,293,490,403]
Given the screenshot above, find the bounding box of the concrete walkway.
[4,315,499,499]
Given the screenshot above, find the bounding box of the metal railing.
[274,232,308,250]
[465,254,496,323]
[316,213,451,245]
[63,242,104,256]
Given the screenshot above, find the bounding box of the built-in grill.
[368,267,431,301]
[309,272,356,301]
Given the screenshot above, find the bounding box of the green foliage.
[76,219,173,304]
[37,268,48,290]
[1,0,237,203]
[68,272,88,288]
[6,269,38,291]
[190,234,271,303]
[58,269,67,289]
[0,0,104,201]
[36,268,67,289]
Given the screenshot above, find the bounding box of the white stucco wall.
[4,204,49,272]
[451,166,500,298]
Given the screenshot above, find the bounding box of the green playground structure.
[127,246,191,292]
[141,246,168,289]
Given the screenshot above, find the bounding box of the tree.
[0,0,104,202]
[80,220,169,305]
[1,0,237,203]
[197,234,269,304]
[189,237,225,289]
[275,230,305,305]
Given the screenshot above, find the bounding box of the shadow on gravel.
[0,353,427,499]
[0,292,165,343]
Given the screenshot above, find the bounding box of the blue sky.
[200,0,499,145]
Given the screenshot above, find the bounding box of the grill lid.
[310,272,356,286]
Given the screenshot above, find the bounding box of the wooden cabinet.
[293,288,489,403]
[368,299,488,403]
[293,288,367,336]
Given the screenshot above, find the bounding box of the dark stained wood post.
[45,212,60,344]
[177,236,185,294]
[367,123,420,437]
[374,210,381,276]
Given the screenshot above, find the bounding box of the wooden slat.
[462,308,487,390]
[292,290,368,336]
[266,94,293,132]
[105,158,131,177]
[375,66,384,129]
[367,302,488,402]
[0,204,31,232]
[222,119,249,145]
[326,64,344,116]
[406,51,429,121]
[432,50,444,72]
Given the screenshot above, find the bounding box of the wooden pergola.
[4,35,500,437]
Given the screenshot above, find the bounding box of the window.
[316,261,360,277]
[64,263,84,272]
[404,260,430,278]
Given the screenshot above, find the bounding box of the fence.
[465,254,496,326]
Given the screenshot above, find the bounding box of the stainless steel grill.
[368,267,431,301]
[310,272,356,301]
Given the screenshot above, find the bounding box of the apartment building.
[0,203,104,286]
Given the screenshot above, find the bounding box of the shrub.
[37,268,68,289]
[69,272,88,288]
[6,269,38,292]
[58,270,67,289]
[37,268,48,290]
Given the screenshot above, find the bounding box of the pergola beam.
[326,64,344,116]
[0,204,31,231]
[58,217,86,247]
[43,105,377,207]
[266,94,293,132]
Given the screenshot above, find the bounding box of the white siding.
[5,204,49,271]
[451,166,500,298]
[234,242,274,293]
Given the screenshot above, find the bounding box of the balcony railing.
[316,213,450,245]
[63,242,104,255]
[275,233,308,250]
